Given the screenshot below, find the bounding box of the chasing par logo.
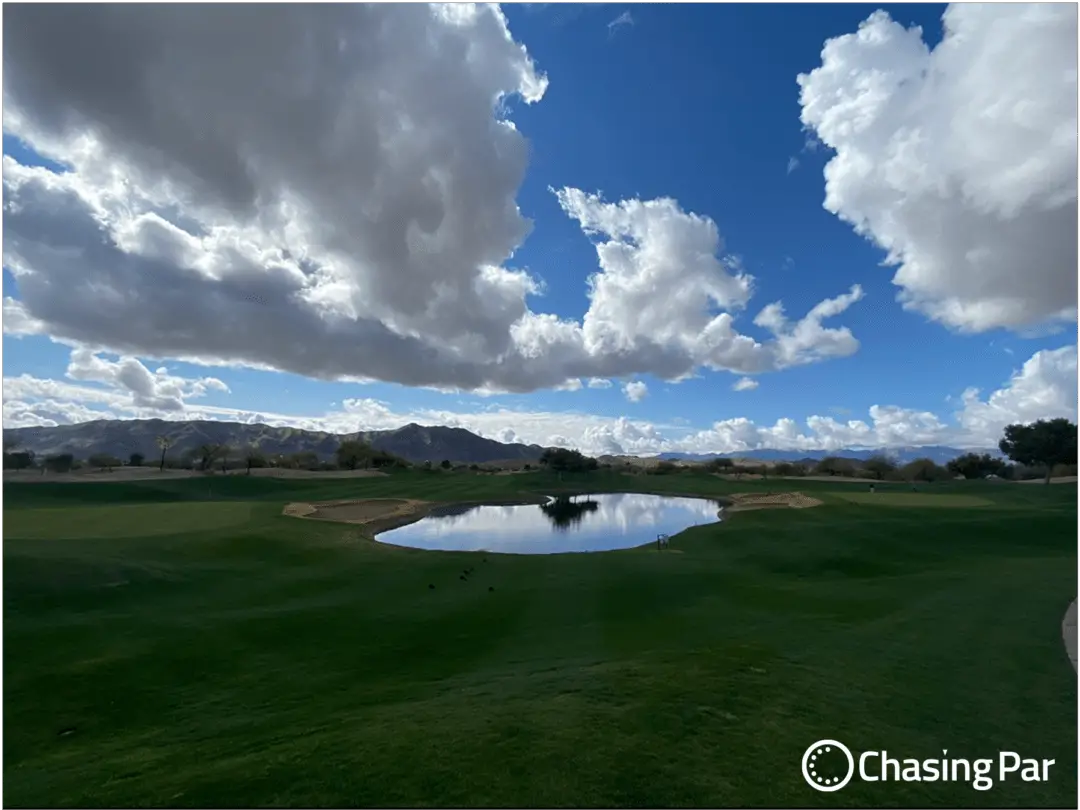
[801,739,854,792]
[800,739,1056,793]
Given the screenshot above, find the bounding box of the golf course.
[4,470,1077,807]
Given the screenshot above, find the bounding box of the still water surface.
[377,493,724,554]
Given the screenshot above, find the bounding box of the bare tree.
[218,445,233,474]
[244,445,266,475]
[156,435,173,471]
[196,443,219,472]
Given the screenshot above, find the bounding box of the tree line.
[3,418,1076,482]
[691,418,1076,484]
[1,437,411,475]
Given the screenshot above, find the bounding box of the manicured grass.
[5,502,256,540]
[4,471,1076,808]
[831,492,995,508]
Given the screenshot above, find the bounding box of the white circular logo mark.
[801,739,855,792]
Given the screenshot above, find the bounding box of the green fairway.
[4,471,1077,808]
[831,492,995,508]
[5,502,257,540]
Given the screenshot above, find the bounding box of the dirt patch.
[725,492,824,512]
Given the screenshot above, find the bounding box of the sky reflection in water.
[376,493,723,554]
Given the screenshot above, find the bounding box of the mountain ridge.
[656,446,1001,465]
[4,418,998,466]
[3,418,548,465]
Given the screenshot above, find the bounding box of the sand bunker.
[725,492,824,512]
[283,498,431,530]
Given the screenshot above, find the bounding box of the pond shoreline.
[283,494,552,539]
[284,491,816,554]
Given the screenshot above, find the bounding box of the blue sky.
[2,3,1076,455]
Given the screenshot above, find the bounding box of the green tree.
[705,457,734,474]
[88,453,121,470]
[288,450,320,470]
[900,458,950,483]
[816,456,856,477]
[946,452,1011,480]
[440,459,451,469]
[4,449,34,470]
[336,440,372,471]
[774,462,808,477]
[43,453,74,473]
[129,452,145,467]
[862,454,897,481]
[539,447,598,473]
[3,440,17,469]
[999,418,1078,485]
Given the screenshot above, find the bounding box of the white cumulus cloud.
[622,380,648,403]
[2,4,865,397]
[3,346,1075,455]
[732,377,758,392]
[798,4,1077,333]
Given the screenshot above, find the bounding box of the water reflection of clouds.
[379,493,722,554]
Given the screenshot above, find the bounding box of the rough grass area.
[831,492,995,508]
[4,470,1076,808]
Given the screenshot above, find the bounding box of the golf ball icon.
[801,739,854,792]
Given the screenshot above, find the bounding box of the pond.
[376,493,725,554]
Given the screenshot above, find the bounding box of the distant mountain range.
[3,419,549,465]
[657,446,1001,465]
[4,418,1001,467]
